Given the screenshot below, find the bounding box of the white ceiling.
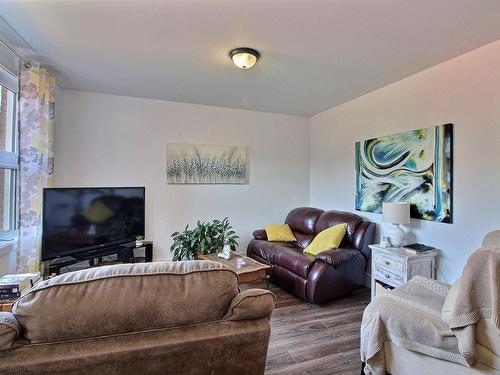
[1,0,500,116]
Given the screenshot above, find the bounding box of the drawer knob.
[385,274,390,279]
[384,261,390,265]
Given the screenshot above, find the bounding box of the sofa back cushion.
[294,232,315,249]
[285,207,324,235]
[315,210,363,246]
[13,261,238,343]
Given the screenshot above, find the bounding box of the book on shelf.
[0,291,21,299]
[0,272,41,298]
[403,243,435,255]
[0,273,41,305]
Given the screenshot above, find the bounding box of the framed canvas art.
[167,143,247,184]
[355,124,453,223]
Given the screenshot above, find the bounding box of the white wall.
[55,90,310,260]
[310,40,500,283]
[55,40,500,282]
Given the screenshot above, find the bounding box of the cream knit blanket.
[444,247,499,365]
[361,247,499,374]
[361,276,457,374]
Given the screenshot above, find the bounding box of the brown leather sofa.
[247,207,376,304]
[0,261,275,375]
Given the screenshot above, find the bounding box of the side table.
[369,244,438,300]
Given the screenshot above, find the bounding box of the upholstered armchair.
[360,231,500,375]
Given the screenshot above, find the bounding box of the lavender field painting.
[167,143,247,184]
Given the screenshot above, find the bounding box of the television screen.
[42,187,145,261]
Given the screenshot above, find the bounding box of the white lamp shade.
[383,202,410,224]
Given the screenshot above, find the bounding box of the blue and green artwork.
[355,124,453,223]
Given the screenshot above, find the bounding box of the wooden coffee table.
[197,253,271,286]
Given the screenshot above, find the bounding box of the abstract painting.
[167,143,247,184]
[355,124,453,223]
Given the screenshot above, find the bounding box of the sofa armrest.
[223,289,276,321]
[353,221,376,259]
[253,229,268,241]
[0,312,20,350]
[315,248,362,266]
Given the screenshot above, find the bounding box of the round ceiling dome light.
[229,47,260,69]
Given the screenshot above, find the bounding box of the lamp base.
[387,224,406,248]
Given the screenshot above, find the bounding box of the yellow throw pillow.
[264,224,297,242]
[304,223,347,256]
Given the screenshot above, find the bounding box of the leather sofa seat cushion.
[248,239,299,264]
[273,248,315,278]
[272,265,308,300]
[285,207,324,235]
[315,210,363,244]
[13,261,238,343]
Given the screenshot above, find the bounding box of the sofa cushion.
[13,261,238,343]
[223,289,276,321]
[264,224,297,242]
[304,223,347,256]
[247,239,299,264]
[315,210,363,243]
[274,247,315,278]
[285,207,324,235]
[294,232,315,249]
[0,312,19,350]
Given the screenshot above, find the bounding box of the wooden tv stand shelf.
[42,241,154,276]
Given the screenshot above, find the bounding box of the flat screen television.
[42,187,145,261]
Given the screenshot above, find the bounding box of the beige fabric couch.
[0,261,275,375]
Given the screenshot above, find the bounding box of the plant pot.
[136,240,144,247]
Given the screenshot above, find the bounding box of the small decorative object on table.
[383,202,410,247]
[379,236,389,248]
[217,236,231,260]
[135,235,145,247]
[235,257,246,269]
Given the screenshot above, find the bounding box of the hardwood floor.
[243,282,370,375]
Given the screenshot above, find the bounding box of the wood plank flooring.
[242,282,370,375]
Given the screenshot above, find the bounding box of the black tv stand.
[43,241,153,276]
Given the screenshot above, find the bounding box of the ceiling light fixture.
[229,47,260,69]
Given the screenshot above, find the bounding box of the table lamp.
[383,202,410,248]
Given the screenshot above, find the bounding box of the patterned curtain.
[18,64,55,272]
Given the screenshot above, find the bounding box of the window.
[0,67,18,241]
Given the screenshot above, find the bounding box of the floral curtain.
[18,64,55,272]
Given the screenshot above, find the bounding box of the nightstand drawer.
[374,267,403,286]
[374,254,405,273]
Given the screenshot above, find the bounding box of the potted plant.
[135,235,145,247]
[170,217,239,261]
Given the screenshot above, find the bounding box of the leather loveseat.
[0,261,275,375]
[247,207,376,304]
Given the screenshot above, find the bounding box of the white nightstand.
[369,244,438,300]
